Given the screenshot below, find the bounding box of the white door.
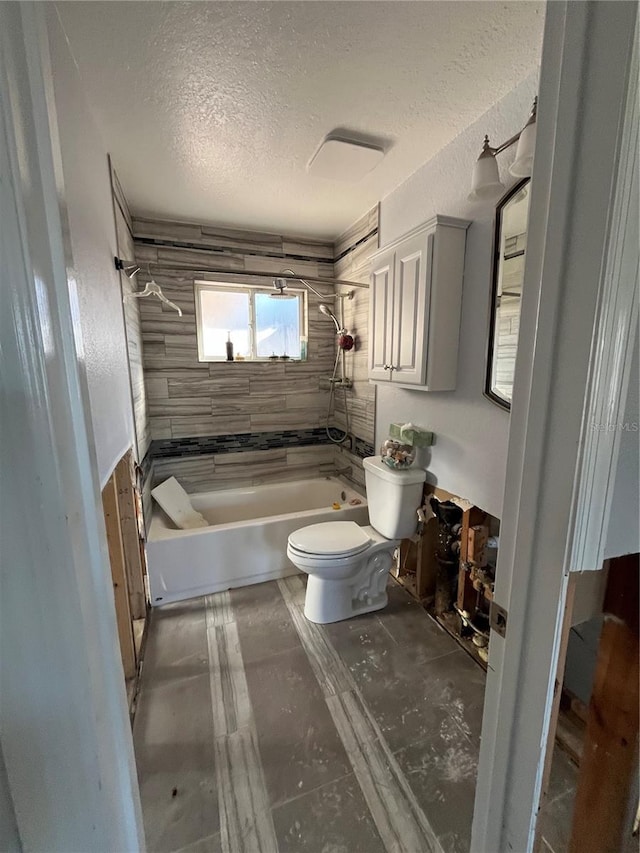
[393,231,431,385]
[369,248,395,381]
[472,3,639,851]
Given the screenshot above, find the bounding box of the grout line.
[277,576,445,853]
[171,831,221,853]
[270,769,355,812]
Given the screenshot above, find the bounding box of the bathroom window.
[195,282,307,362]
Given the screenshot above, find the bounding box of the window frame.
[194,281,308,363]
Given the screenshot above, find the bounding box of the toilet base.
[302,546,395,624]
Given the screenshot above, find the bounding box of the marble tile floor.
[133,577,572,853]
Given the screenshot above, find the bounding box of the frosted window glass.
[198,289,250,358]
[254,293,301,358]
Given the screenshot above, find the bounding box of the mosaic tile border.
[354,437,375,459]
[148,428,329,460]
[145,429,375,463]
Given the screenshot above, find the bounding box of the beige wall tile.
[145,377,169,399]
[214,448,287,466]
[148,397,211,417]
[250,411,323,431]
[170,415,251,437]
[168,377,250,397]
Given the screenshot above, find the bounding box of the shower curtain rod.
[113,257,368,289]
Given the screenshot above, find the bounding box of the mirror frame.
[484,177,530,411]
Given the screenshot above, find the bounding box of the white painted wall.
[605,330,639,558]
[0,745,20,853]
[377,72,538,517]
[48,7,135,486]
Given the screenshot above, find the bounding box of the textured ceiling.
[57,1,544,239]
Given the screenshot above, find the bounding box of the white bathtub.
[146,477,369,605]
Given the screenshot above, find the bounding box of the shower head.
[270,278,297,299]
[319,303,342,333]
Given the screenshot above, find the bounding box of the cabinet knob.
[383,364,390,370]
[389,365,396,372]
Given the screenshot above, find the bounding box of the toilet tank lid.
[363,456,427,485]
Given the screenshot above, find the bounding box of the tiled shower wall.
[131,216,377,495]
[331,206,379,488]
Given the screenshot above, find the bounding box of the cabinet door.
[392,231,432,385]
[368,249,395,381]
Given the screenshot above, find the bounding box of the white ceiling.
[57,1,544,239]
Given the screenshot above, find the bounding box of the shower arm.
[279,269,327,300]
[278,269,354,304]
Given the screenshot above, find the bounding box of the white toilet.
[286,456,427,624]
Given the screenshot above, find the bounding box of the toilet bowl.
[287,521,397,623]
[287,456,427,624]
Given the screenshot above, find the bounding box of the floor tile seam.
[277,583,359,694]
[136,669,213,700]
[388,717,476,763]
[207,624,261,743]
[326,688,445,853]
[376,616,402,646]
[269,769,356,812]
[171,831,221,853]
[223,586,306,665]
[213,708,279,853]
[282,599,353,696]
[232,638,305,668]
[221,726,278,852]
[205,606,279,853]
[447,711,477,747]
[331,676,448,853]
[327,612,464,672]
[540,787,578,808]
[277,579,445,853]
[325,691,422,853]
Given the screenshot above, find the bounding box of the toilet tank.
[363,456,427,539]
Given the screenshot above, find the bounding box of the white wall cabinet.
[368,215,469,390]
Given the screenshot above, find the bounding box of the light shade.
[509,97,537,178]
[468,136,505,202]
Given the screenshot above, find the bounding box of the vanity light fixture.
[468,97,538,202]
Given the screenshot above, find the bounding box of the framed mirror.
[485,178,531,410]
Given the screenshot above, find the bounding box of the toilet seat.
[288,521,372,559]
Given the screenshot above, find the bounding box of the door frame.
[472,3,638,851]
[0,4,144,849]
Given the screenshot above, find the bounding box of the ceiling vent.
[307,136,384,182]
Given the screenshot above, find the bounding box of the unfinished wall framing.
[101,448,148,706]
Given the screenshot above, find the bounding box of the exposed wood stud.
[458,507,487,615]
[569,553,639,853]
[114,450,147,620]
[102,473,137,679]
